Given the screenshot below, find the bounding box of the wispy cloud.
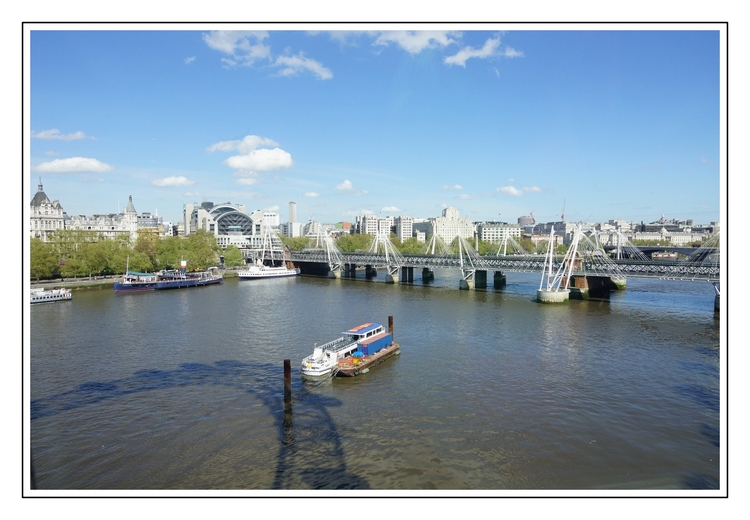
[442,184,463,190]
[184,56,196,64]
[202,31,271,67]
[31,157,113,173]
[497,186,523,196]
[336,180,354,191]
[152,176,194,187]
[444,36,523,67]
[31,129,89,141]
[304,192,319,198]
[382,206,400,212]
[523,186,542,193]
[273,54,333,80]
[374,31,460,54]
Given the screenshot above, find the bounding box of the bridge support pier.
[345,263,357,278]
[459,278,474,290]
[327,268,340,279]
[400,266,414,283]
[537,289,570,303]
[493,270,506,289]
[475,270,487,289]
[365,265,377,278]
[422,268,434,282]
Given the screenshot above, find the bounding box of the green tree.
[222,245,245,267]
[30,238,59,280]
[336,233,372,252]
[397,237,424,254]
[156,235,184,270]
[279,236,312,251]
[184,230,221,270]
[134,230,160,269]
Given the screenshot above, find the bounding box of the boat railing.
[319,336,356,352]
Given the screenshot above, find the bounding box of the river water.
[28,269,722,494]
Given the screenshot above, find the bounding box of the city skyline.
[27,24,724,227]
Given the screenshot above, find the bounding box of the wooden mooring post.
[284,359,292,403]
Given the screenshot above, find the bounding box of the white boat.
[238,259,300,280]
[238,226,299,279]
[31,287,72,304]
[301,322,392,377]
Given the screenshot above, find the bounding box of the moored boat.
[155,264,223,290]
[31,287,72,304]
[301,317,400,377]
[114,270,160,292]
[238,260,300,280]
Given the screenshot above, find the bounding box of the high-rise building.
[289,201,297,224]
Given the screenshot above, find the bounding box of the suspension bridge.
[260,224,720,308]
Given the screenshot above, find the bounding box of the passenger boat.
[238,226,299,280]
[301,317,400,377]
[155,264,223,290]
[30,287,72,304]
[114,256,161,292]
[238,259,300,280]
[652,251,678,260]
[114,270,161,292]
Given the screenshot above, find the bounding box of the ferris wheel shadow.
[29,359,371,490]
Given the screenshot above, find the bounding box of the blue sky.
[27,25,723,226]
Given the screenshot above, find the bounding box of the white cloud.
[374,31,460,54]
[381,206,400,212]
[503,46,524,58]
[185,56,196,64]
[273,54,333,80]
[459,194,472,200]
[209,135,294,177]
[31,129,88,141]
[444,37,502,67]
[207,135,279,154]
[336,180,354,191]
[225,148,293,171]
[497,186,523,196]
[235,177,258,186]
[523,186,542,193]
[304,192,319,198]
[442,184,463,190]
[203,31,271,66]
[32,157,114,173]
[152,176,194,187]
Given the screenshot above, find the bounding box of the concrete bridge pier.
[475,270,487,289]
[365,265,377,278]
[400,266,414,283]
[537,288,570,303]
[385,267,399,284]
[459,278,474,290]
[344,263,357,278]
[567,275,617,299]
[422,268,434,282]
[327,267,341,279]
[493,271,506,288]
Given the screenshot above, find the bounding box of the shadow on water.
[30,360,370,490]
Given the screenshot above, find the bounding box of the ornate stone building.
[29,179,65,242]
[65,195,139,243]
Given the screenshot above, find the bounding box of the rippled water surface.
[29,271,721,491]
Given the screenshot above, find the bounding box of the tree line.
[29,229,228,281]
